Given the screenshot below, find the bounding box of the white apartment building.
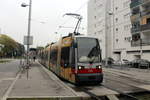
[88,0,150,61]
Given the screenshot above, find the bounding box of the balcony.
[131,39,150,47]
[141,23,150,32]
[130,14,140,21]
[131,39,141,46]
[141,0,150,5]
[141,5,150,16]
[130,0,142,8]
[141,11,150,16]
[131,27,141,34]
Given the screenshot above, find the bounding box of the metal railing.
[131,39,150,46]
[131,27,141,33]
[141,0,150,4]
[130,14,140,21]
[130,0,142,8]
[141,23,150,31]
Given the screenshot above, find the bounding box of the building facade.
[88,0,150,61]
[130,0,150,59]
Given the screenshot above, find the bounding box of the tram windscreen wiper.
[88,46,99,64]
[89,56,96,64]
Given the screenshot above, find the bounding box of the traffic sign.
[24,36,33,45]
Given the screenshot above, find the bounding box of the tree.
[0,34,24,57]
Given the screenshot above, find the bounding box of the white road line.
[0,78,15,83]
[1,72,21,100]
[107,95,119,100]
[0,78,15,81]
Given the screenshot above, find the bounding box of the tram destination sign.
[24,36,33,45]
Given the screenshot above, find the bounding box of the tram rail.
[65,80,147,100]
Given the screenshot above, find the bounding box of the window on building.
[116,28,118,31]
[132,34,140,41]
[147,18,150,24]
[116,39,119,42]
[115,18,118,22]
[115,7,118,11]
[94,16,97,19]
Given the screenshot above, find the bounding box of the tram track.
[66,82,142,100]
[80,85,143,100]
[101,72,150,100]
[64,72,150,100]
[104,72,150,92]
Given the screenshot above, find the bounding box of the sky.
[0,0,88,47]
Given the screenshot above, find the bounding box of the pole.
[27,0,32,66]
[140,38,142,59]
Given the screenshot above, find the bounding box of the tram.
[38,13,103,84]
[38,34,103,84]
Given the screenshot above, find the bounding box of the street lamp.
[21,0,32,66]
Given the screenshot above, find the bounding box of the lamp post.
[21,0,32,66]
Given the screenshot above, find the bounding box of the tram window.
[61,47,70,68]
[71,47,75,68]
[50,49,58,65]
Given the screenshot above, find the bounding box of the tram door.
[60,47,70,80]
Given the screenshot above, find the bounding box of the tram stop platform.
[7,62,79,100]
[6,62,118,100]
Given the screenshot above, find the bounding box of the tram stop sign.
[24,36,33,45]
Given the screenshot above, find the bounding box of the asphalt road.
[0,59,20,99]
[103,67,150,93]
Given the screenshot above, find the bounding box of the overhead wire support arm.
[63,13,83,35]
[74,16,82,34]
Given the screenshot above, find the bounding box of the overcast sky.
[0,0,88,47]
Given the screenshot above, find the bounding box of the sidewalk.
[8,62,78,99]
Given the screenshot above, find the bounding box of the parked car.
[102,57,114,66]
[122,59,132,66]
[113,59,131,66]
[131,59,150,69]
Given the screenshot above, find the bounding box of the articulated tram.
[38,34,103,85]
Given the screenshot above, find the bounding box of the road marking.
[0,78,15,83]
[1,72,21,100]
[107,95,119,100]
[0,78,15,81]
[138,85,150,91]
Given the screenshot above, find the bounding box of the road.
[0,59,20,99]
[103,67,150,93]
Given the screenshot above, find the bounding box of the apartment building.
[130,0,150,59]
[88,0,150,61]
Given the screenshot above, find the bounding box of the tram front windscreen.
[77,37,101,64]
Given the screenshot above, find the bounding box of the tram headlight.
[78,66,82,70]
[78,66,84,70]
[98,65,102,69]
[96,65,102,69]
